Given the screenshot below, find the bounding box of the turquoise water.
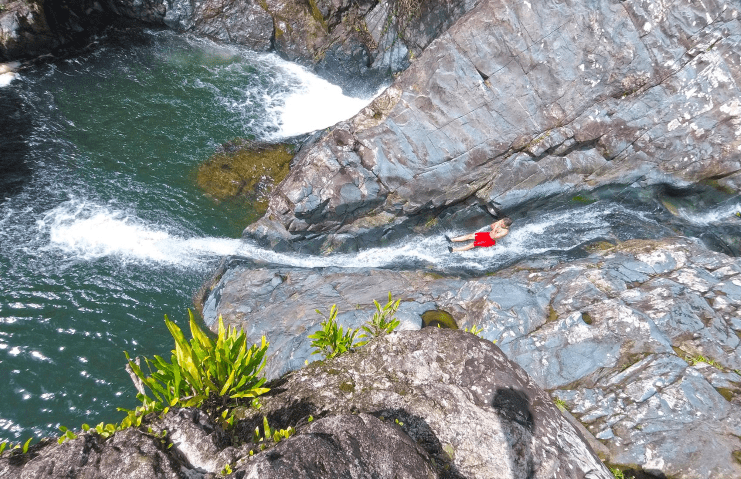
[0,28,376,441]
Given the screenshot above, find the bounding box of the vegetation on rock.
[196,139,293,218]
[126,310,270,419]
[309,293,402,359]
[421,309,458,329]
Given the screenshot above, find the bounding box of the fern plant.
[125,310,269,418]
[355,292,401,346]
[463,324,484,337]
[308,305,358,360]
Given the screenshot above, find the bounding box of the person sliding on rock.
[446,217,512,252]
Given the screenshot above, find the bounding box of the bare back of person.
[447,217,512,252]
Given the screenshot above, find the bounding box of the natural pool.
[0,27,379,441]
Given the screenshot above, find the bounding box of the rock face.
[202,237,741,478]
[0,0,57,60]
[248,0,741,249]
[232,327,612,478]
[0,428,183,478]
[0,329,611,479]
[0,0,121,61]
[160,0,480,89]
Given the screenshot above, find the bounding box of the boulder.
[0,0,57,60]
[248,0,741,249]
[0,428,182,479]
[201,236,741,478]
[0,329,611,479]
[231,327,612,478]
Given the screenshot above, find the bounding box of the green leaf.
[189,310,214,350]
[22,437,32,453]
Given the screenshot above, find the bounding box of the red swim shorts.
[473,232,496,247]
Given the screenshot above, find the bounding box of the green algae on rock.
[421,309,457,329]
[196,139,293,215]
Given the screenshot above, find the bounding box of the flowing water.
[0,28,381,441]
[1,27,740,443]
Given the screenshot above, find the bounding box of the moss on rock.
[196,139,293,215]
[421,309,458,329]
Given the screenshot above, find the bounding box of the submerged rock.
[202,236,741,478]
[196,140,294,219]
[0,329,610,479]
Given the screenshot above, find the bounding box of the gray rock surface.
[101,0,477,87]
[237,413,439,478]
[0,428,182,478]
[0,329,610,479]
[230,327,611,479]
[249,0,741,248]
[202,237,741,477]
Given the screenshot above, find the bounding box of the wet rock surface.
[0,329,610,479]
[249,0,741,249]
[77,0,475,90]
[0,0,119,61]
[203,237,741,478]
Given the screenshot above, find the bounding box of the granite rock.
[230,327,612,479]
[0,329,610,479]
[249,0,741,249]
[202,237,741,478]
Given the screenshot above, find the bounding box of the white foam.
[0,72,17,87]
[677,200,741,225]
[38,199,661,272]
[267,61,385,138]
[39,200,245,266]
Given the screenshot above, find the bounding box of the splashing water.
[676,198,741,226]
[40,198,665,273]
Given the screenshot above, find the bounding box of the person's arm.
[491,227,509,239]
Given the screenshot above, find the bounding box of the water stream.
[1,27,739,442]
[0,28,381,441]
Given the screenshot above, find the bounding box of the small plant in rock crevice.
[463,324,484,337]
[244,416,296,456]
[0,437,34,456]
[308,304,358,360]
[553,397,568,411]
[309,294,403,359]
[126,310,270,420]
[355,292,401,347]
[686,354,722,369]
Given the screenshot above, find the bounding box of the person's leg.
[452,243,475,252]
[451,233,475,242]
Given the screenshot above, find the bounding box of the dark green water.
[0,28,374,442]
